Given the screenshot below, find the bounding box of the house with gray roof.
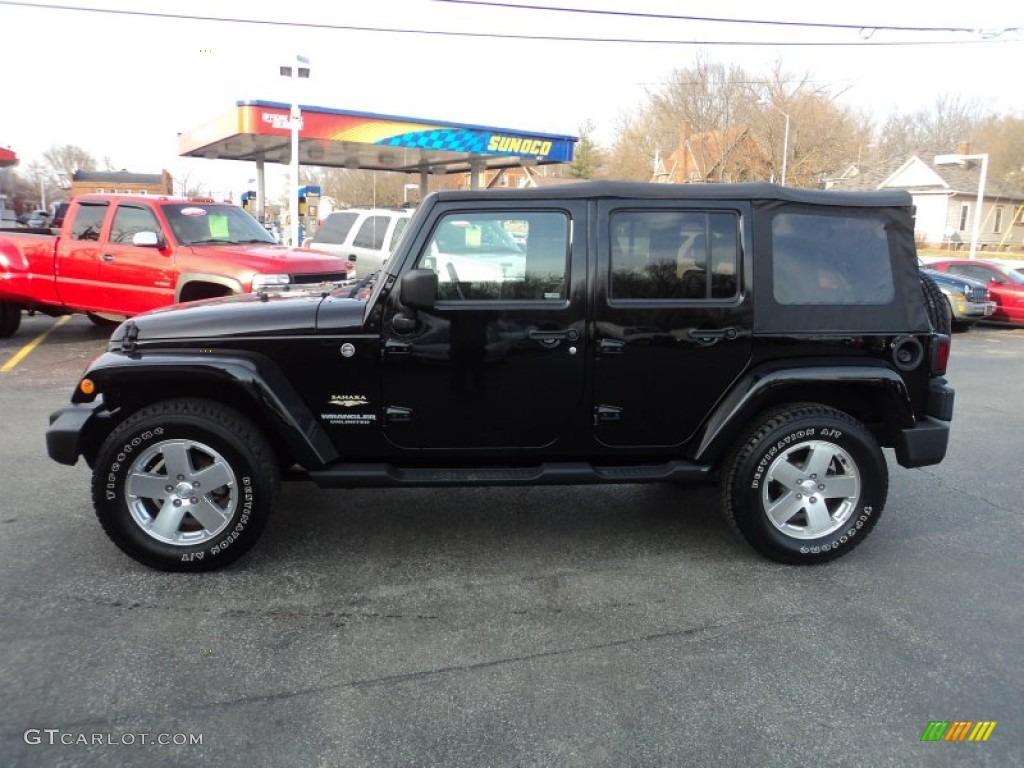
[829,151,1024,251]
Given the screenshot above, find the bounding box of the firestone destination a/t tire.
[91,399,279,571]
[721,404,888,564]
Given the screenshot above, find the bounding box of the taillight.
[931,334,951,376]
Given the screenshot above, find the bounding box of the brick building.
[70,170,173,197]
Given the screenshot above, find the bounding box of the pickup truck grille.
[967,286,987,303]
[291,271,349,284]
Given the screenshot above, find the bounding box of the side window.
[949,264,1000,283]
[609,210,739,300]
[772,213,894,305]
[69,203,109,241]
[390,218,410,251]
[110,205,161,244]
[416,211,568,301]
[313,212,358,245]
[353,216,390,249]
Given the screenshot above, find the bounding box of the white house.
[830,151,1024,251]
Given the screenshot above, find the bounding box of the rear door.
[98,202,175,314]
[53,200,110,311]
[592,201,752,448]
[380,202,587,450]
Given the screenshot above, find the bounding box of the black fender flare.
[692,365,916,464]
[73,350,339,469]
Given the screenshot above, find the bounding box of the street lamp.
[934,152,989,260]
[759,100,790,186]
[280,55,310,247]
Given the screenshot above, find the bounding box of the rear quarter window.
[314,212,359,245]
[68,202,109,241]
[772,213,894,305]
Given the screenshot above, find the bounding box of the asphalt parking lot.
[1,313,1021,767]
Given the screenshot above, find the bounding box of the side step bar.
[307,460,711,488]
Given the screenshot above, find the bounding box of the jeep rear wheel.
[91,399,279,571]
[721,404,887,564]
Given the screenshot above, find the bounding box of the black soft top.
[428,181,913,209]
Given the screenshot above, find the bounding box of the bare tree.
[40,144,97,190]
[601,108,663,181]
[876,94,986,159]
[975,114,1024,188]
[312,168,410,207]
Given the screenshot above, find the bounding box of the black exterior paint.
[49,182,952,476]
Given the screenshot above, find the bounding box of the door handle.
[101,253,114,262]
[382,338,412,357]
[687,327,739,342]
[528,329,577,341]
[598,338,625,354]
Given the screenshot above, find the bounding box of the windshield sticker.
[181,207,207,217]
[208,215,230,239]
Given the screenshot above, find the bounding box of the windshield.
[164,204,277,246]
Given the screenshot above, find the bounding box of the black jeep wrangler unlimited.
[46,182,954,571]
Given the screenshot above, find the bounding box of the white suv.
[304,207,413,278]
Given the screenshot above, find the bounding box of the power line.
[0,0,1019,46]
[432,0,1021,37]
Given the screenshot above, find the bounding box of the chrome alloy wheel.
[124,439,237,546]
[761,439,860,540]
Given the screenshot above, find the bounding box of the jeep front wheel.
[91,399,279,571]
[721,404,887,564]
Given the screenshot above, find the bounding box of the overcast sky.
[0,0,1020,199]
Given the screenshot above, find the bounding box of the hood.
[108,290,367,345]
[922,268,988,290]
[186,243,354,274]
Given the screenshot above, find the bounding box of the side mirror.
[132,231,164,248]
[400,268,438,310]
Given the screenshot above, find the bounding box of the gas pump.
[298,185,320,245]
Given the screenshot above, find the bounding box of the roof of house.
[833,153,1024,201]
[72,171,168,185]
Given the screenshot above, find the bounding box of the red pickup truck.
[0,194,354,337]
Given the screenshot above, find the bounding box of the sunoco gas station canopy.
[0,147,18,167]
[178,100,576,178]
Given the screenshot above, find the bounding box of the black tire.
[0,301,22,338]
[721,403,888,564]
[91,399,279,571]
[87,312,123,327]
[920,272,952,336]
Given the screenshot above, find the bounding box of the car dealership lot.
[1,314,1021,767]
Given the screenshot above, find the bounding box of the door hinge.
[385,406,413,424]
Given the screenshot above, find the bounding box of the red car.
[927,259,1024,324]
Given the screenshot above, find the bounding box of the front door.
[99,203,175,314]
[381,203,587,450]
[592,202,752,448]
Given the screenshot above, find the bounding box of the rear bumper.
[46,401,104,466]
[894,381,955,468]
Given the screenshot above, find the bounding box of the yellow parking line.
[0,315,71,373]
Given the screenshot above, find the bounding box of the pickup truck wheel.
[721,404,887,564]
[0,302,21,337]
[91,399,279,571]
[87,312,123,327]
